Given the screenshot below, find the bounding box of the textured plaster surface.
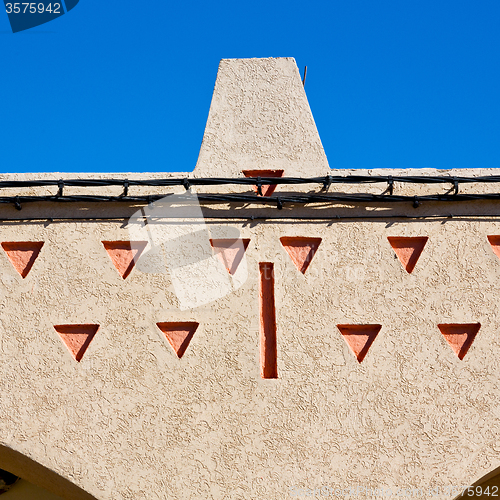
[463,467,500,499]
[336,324,382,363]
[194,58,329,177]
[437,323,481,360]
[102,241,147,279]
[1,242,44,278]
[53,324,100,362]
[242,170,284,196]
[280,237,322,274]
[0,59,499,499]
[210,239,250,275]
[259,262,278,379]
[388,237,429,274]
[2,188,500,499]
[156,322,199,359]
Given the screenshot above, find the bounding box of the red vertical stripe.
[259,262,278,379]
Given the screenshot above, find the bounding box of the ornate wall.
[0,58,499,500]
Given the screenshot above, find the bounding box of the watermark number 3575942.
[3,0,79,32]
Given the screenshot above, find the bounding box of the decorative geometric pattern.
[387,236,428,274]
[487,235,500,260]
[280,237,321,274]
[1,241,44,278]
[156,322,199,358]
[210,239,250,275]
[53,324,100,362]
[242,170,284,196]
[102,241,148,279]
[337,324,382,363]
[260,262,278,378]
[437,323,481,360]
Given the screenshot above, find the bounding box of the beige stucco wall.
[194,57,329,177]
[0,58,499,500]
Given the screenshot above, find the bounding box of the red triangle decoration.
[387,236,428,274]
[337,324,382,363]
[102,241,147,279]
[156,322,199,358]
[53,324,99,362]
[437,323,480,360]
[242,169,284,197]
[280,237,322,274]
[210,239,250,275]
[1,241,44,278]
[487,235,500,260]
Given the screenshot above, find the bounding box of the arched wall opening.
[454,465,500,499]
[0,445,97,500]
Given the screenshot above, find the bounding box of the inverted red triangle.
[210,239,250,275]
[53,324,99,362]
[157,322,199,358]
[1,241,44,278]
[438,323,480,360]
[280,237,321,274]
[388,236,428,274]
[242,169,284,197]
[487,235,500,260]
[337,324,382,363]
[102,241,147,279]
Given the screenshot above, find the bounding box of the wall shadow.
[0,445,98,500]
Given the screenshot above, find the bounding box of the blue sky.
[0,0,499,173]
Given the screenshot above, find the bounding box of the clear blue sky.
[1,0,499,173]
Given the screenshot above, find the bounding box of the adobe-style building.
[0,58,499,499]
